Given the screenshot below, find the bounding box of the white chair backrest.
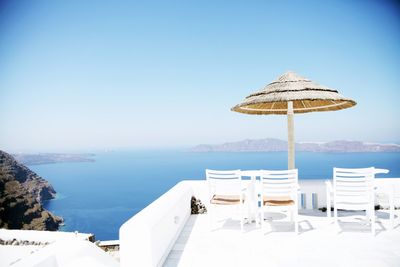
[333,167,375,203]
[260,169,298,199]
[206,169,242,196]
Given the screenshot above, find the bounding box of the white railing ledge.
[120,181,193,267]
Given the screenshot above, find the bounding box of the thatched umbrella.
[231,71,356,169]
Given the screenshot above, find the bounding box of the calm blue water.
[33,151,400,240]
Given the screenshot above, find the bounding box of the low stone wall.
[0,229,94,244]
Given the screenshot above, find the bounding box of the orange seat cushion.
[263,196,294,206]
[210,194,244,205]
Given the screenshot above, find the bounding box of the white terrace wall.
[119,178,400,267]
[118,179,329,267]
[11,238,119,267]
[119,181,193,267]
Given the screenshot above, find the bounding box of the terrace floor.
[164,209,400,267]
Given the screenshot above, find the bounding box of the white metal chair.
[259,169,299,234]
[326,167,376,235]
[206,169,245,232]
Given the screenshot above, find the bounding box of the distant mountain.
[192,138,288,152]
[298,140,400,152]
[12,153,95,165]
[190,139,400,152]
[0,150,62,230]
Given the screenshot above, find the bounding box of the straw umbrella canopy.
[231,71,356,169]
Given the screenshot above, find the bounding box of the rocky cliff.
[0,150,62,230]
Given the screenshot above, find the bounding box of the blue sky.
[0,0,399,152]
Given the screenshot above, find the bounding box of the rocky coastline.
[0,150,63,231]
[12,153,95,166]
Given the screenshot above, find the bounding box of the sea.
[34,150,400,241]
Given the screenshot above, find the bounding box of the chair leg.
[370,208,375,236]
[366,207,371,223]
[327,196,331,219]
[389,188,395,230]
[240,204,244,233]
[334,206,339,233]
[260,208,265,234]
[209,205,214,231]
[294,208,299,234]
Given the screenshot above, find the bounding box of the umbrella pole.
[287,101,295,169]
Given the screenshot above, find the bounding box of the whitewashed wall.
[119,178,400,267]
[119,181,193,267]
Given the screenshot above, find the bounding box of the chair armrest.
[374,168,389,174]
